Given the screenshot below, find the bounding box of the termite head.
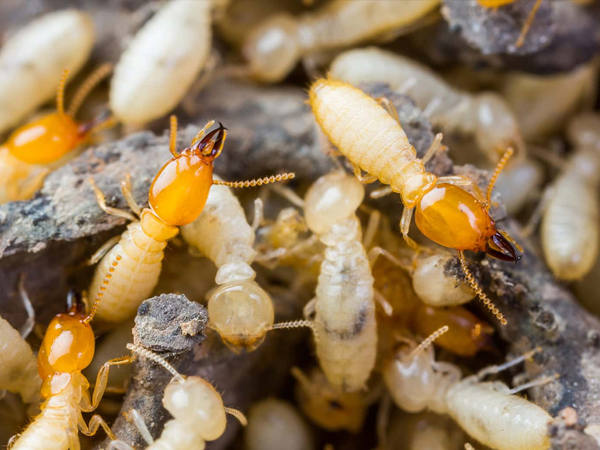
[485,230,520,263]
[163,376,227,441]
[148,122,227,227]
[37,293,95,398]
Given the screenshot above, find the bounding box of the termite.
[180,173,293,353]
[309,78,523,326]
[383,328,554,450]
[8,290,133,450]
[384,411,464,450]
[540,114,600,280]
[328,47,525,164]
[110,0,224,124]
[245,398,314,450]
[88,116,294,325]
[291,366,367,433]
[242,0,440,83]
[0,9,95,135]
[271,171,378,392]
[0,64,114,204]
[108,343,246,450]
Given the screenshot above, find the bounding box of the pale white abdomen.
[314,240,376,392]
[110,0,211,124]
[446,382,551,450]
[309,79,421,195]
[90,221,167,324]
[0,147,48,204]
[147,420,205,450]
[0,10,94,134]
[12,386,79,450]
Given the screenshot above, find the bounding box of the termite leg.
[106,441,135,450]
[421,133,444,165]
[351,163,378,184]
[436,175,472,187]
[374,289,394,317]
[303,298,316,320]
[465,444,477,450]
[84,235,121,267]
[485,147,514,211]
[124,409,154,445]
[89,178,138,222]
[81,355,135,412]
[362,209,381,249]
[400,207,431,255]
[458,251,507,325]
[17,274,35,339]
[375,97,401,124]
[120,173,141,217]
[77,410,117,440]
[271,183,305,208]
[252,198,265,232]
[370,186,393,199]
[213,173,296,189]
[367,246,409,271]
[506,373,559,395]
[474,347,541,380]
[515,0,543,48]
[224,407,248,426]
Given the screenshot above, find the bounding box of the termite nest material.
[1,1,600,450]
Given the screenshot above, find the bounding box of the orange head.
[149,122,227,227]
[415,184,520,263]
[37,292,95,398]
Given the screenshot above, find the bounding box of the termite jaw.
[485,231,520,264]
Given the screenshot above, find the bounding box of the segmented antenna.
[486,147,513,210]
[84,252,122,324]
[458,251,507,325]
[169,115,178,157]
[270,319,314,331]
[126,343,184,383]
[213,173,295,189]
[56,69,69,119]
[224,407,248,426]
[67,63,113,117]
[408,325,449,359]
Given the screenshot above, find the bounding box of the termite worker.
[110,0,226,125]
[0,9,95,135]
[8,290,133,450]
[88,117,294,326]
[243,0,440,83]
[541,114,600,280]
[329,47,525,163]
[0,65,113,204]
[180,174,293,353]
[108,344,246,450]
[245,398,314,450]
[383,328,554,450]
[309,78,523,325]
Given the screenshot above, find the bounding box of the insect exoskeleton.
[541,114,600,280]
[88,117,294,326]
[245,398,314,450]
[110,0,221,125]
[9,291,133,450]
[108,344,246,450]
[309,78,524,326]
[291,366,367,433]
[242,0,440,83]
[383,329,554,450]
[181,174,293,353]
[328,47,525,163]
[0,9,95,135]
[0,64,113,204]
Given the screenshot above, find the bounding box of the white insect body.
[244,0,440,83]
[541,114,600,280]
[383,332,553,450]
[245,399,314,450]
[181,177,274,352]
[109,344,246,450]
[329,47,525,163]
[110,0,214,124]
[0,9,95,134]
[0,313,39,403]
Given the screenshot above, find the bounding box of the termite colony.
[2,1,600,449]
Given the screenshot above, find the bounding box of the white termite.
[243,0,440,83]
[0,9,95,135]
[244,398,314,450]
[180,176,275,353]
[383,328,554,450]
[541,113,600,280]
[108,344,246,450]
[329,47,526,163]
[110,0,217,124]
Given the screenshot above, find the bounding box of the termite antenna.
[458,251,507,326]
[269,319,315,332]
[169,115,179,157]
[213,173,296,189]
[56,69,69,120]
[84,252,122,324]
[224,407,248,426]
[486,147,513,211]
[290,366,312,389]
[515,0,543,48]
[67,63,113,117]
[126,343,185,383]
[408,325,449,359]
